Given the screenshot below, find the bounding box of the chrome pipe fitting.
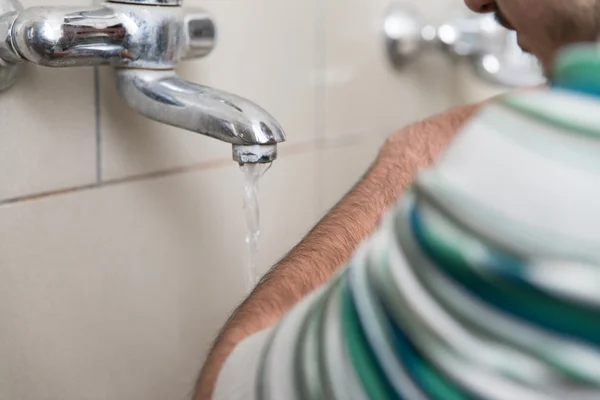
[0,0,286,164]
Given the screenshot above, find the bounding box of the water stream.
[241,162,272,291]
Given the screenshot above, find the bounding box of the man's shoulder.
[498,89,600,136]
[457,88,600,147]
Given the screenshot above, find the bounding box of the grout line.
[0,158,232,207]
[93,66,103,184]
[314,0,327,215]
[321,133,367,150]
[0,143,319,207]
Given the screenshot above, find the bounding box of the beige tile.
[0,64,96,200]
[100,0,318,180]
[0,0,97,201]
[322,0,508,141]
[451,65,510,104]
[0,150,318,400]
[323,0,453,140]
[318,136,384,216]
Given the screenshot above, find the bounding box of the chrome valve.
[0,0,286,164]
[384,3,545,87]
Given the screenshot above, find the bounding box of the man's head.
[465,0,599,74]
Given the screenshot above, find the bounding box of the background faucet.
[0,0,286,164]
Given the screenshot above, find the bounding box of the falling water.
[241,162,272,291]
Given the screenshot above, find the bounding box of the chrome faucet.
[0,0,285,164]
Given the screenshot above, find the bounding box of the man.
[195,0,600,398]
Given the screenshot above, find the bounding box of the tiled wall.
[0,0,502,399]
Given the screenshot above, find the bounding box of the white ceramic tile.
[322,0,452,140]
[0,150,318,400]
[322,0,507,141]
[23,0,90,6]
[0,64,96,201]
[0,0,97,201]
[318,136,384,217]
[450,65,510,104]
[100,0,318,180]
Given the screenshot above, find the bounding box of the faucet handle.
[182,9,217,60]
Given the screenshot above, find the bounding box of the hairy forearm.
[194,102,481,400]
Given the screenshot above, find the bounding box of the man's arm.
[194,102,482,400]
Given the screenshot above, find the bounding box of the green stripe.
[340,278,399,400]
[500,95,600,138]
[368,248,478,400]
[409,202,600,349]
[410,196,600,384]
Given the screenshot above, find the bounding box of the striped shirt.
[213,43,600,400]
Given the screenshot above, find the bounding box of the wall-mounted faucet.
[0,0,286,164]
[383,3,545,88]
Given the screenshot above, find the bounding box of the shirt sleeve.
[212,327,272,400]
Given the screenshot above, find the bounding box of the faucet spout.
[116,69,286,163]
[0,0,287,163]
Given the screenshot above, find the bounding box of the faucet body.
[117,69,281,161]
[0,0,285,163]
